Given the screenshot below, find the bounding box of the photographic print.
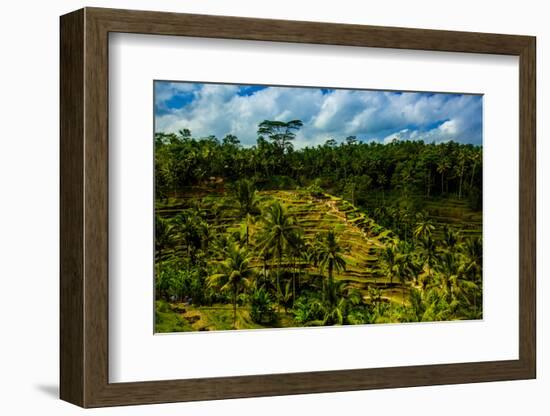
[154,81,483,333]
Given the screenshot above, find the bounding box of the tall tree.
[469,148,482,192]
[155,214,175,262]
[256,201,301,305]
[174,208,209,265]
[345,135,358,146]
[207,242,255,328]
[395,242,414,305]
[436,157,451,195]
[463,237,482,313]
[317,231,347,304]
[434,252,476,309]
[257,119,303,157]
[420,235,438,284]
[231,179,261,245]
[381,245,398,284]
[456,149,467,199]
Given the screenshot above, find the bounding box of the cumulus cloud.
[154,82,482,147]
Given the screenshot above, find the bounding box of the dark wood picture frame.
[60,7,536,408]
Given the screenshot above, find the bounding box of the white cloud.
[383,128,410,144]
[155,83,483,148]
[154,82,197,107]
[439,119,458,135]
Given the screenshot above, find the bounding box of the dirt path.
[325,199,369,240]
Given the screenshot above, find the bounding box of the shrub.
[292,292,326,325]
[307,179,325,198]
[250,288,276,325]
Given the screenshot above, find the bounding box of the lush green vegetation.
[154,120,482,332]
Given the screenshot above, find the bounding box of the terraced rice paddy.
[423,199,482,239]
[158,189,407,306]
[362,191,482,240]
[261,191,389,282]
[156,186,482,332]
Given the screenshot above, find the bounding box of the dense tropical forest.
[154,120,482,332]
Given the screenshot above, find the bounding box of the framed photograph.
[60,7,536,408]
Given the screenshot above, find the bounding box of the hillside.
[157,189,404,307]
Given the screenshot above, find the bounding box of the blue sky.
[154,81,482,148]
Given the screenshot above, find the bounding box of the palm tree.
[406,250,424,286]
[420,235,438,284]
[463,237,482,313]
[324,283,362,325]
[414,216,435,240]
[155,215,175,262]
[442,225,461,252]
[323,297,348,325]
[469,149,482,192]
[174,208,209,265]
[367,285,383,312]
[434,252,477,313]
[463,237,482,274]
[456,149,467,199]
[256,201,301,305]
[300,241,317,283]
[287,234,305,304]
[232,179,261,246]
[407,288,426,322]
[207,241,255,328]
[436,157,451,195]
[381,245,398,284]
[277,280,293,313]
[259,249,272,288]
[394,244,412,305]
[432,252,456,300]
[317,231,347,303]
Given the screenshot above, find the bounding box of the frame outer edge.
[60,8,86,407]
[85,6,532,55]
[519,37,536,378]
[60,7,537,407]
[83,6,111,408]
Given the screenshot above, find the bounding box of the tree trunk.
[458,162,465,199]
[263,257,268,287]
[328,263,334,305]
[469,161,477,192]
[292,270,296,306]
[232,286,237,329]
[277,251,282,310]
[245,217,249,246]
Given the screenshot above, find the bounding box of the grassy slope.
[157,190,396,284]
[361,190,482,239]
[155,189,480,332]
[423,198,482,239]
[156,301,297,332]
[260,190,390,282]
[157,190,399,332]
